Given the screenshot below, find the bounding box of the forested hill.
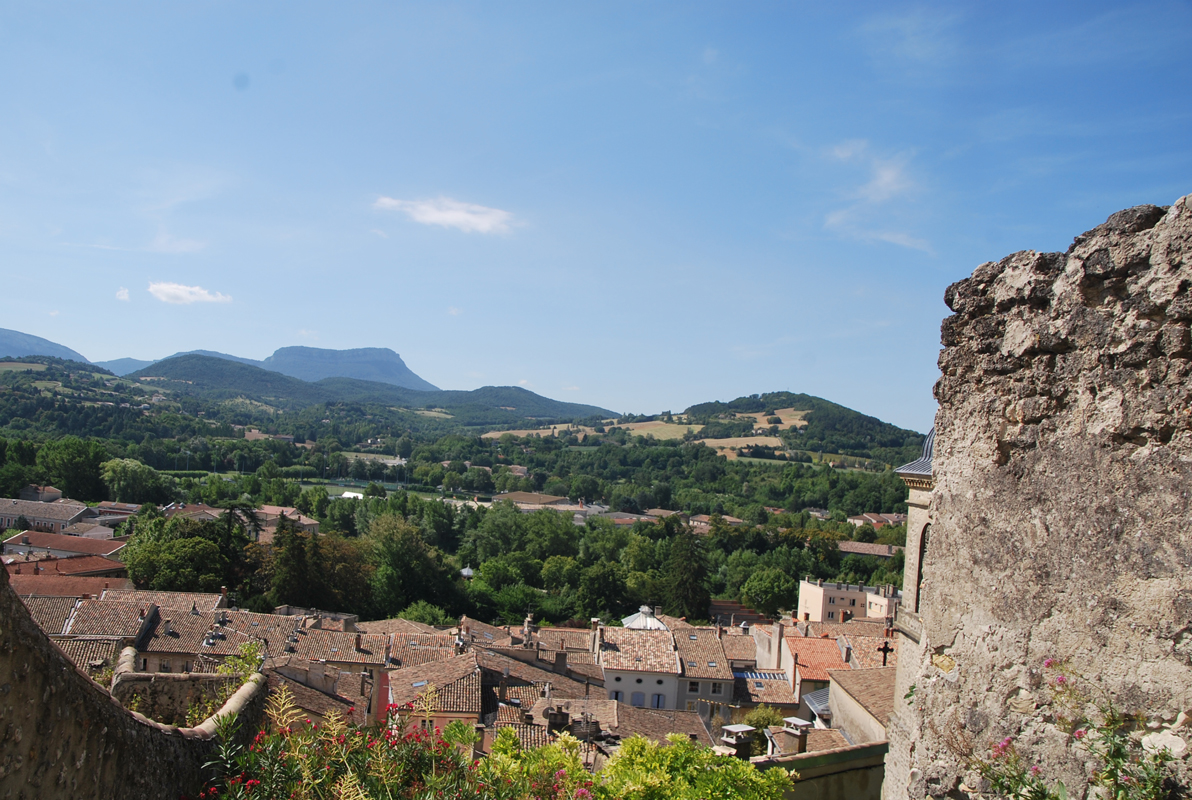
[685,391,925,466]
[127,354,614,423]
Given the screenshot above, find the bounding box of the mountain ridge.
[0,328,90,364]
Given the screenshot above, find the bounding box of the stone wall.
[885,197,1192,799]
[111,651,238,727]
[0,567,267,800]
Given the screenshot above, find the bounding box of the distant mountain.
[127,354,613,423]
[99,345,437,391]
[0,328,89,363]
[262,346,438,391]
[93,357,155,374]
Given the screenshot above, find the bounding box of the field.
[0,362,48,372]
[616,420,703,439]
[736,407,808,431]
[700,435,785,459]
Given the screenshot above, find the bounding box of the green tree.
[148,537,227,593]
[36,436,108,500]
[740,568,799,618]
[664,531,710,620]
[398,600,455,627]
[368,514,456,618]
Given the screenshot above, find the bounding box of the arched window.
[915,524,931,611]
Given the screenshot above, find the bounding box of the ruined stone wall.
[885,197,1192,799]
[111,664,237,728]
[0,567,266,800]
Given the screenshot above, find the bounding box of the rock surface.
[885,196,1192,799]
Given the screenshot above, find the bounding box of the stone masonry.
[0,566,266,800]
[885,197,1192,799]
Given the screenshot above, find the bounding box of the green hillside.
[685,391,925,466]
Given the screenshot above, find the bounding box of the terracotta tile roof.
[708,599,771,626]
[389,634,458,668]
[533,649,604,684]
[66,600,151,638]
[198,611,302,660]
[100,589,226,611]
[657,614,695,629]
[720,633,757,662]
[845,635,899,670]
[496,723,555,750]
[57,637,120,675]
[387,653,482,715]
[837,541,903,558]
[535,627,592,651]
[458,616,517,646]
[0,499,88,522]
[8,574,131,597]
[21,595,78,635]
[141,611,219,655]
[3,530,124,556]
[62,522,113,536]
[598,628,679,674]
[829,667,897,726]
[356,617,441,636]
[798,620,890,639]
[526,697,712,746]
[292,627,389,666]
[265,671,367,726]
[6,555,126,577]
[675,629,733,680]
[786,636,849,683]
[770,726,850,755]
[732,671,797,706]
[474,648,591,698]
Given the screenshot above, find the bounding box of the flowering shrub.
[195,685,794,800]
[972,661,1179,800]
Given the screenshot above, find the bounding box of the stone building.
[884,199,1192,800]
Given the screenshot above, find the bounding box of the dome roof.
[895,427,934,478]
[621,605,669,630]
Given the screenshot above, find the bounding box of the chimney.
[794,727,808,754]
[716,625,723,640]
[355,633,362,651]
[81,593,90,600]
[163,619,173,635]
[553,651,568,674]
[654,606,662,618]
[499,677,508,701]
[220,586,228,602]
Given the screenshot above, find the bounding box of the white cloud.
[147,231,206,254]
[297,329,318,339]
[370,229,389,239]
[831,139,869,161]
[447,307,462,316]
[116,287,130,301]
[48,310,59,317]
[374,196,514,234]
[562,385,580,392]
[702,47,719,64]
[148,282,232,304]
[824,144,931,252]
[518,379,530,387]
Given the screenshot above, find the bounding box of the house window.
[828,611,835,619]
[182,662,191,672]
[688,681,699,694]
[686,701,697,711]
[610,690,623,702]
[828,597,836,604]
[850,598,856,606]
[630,692,645,707]
[159,660,171,672]
[420,719,433,731]
[651,694,665,709]
[141,658,147,671]
[711,682,723,695]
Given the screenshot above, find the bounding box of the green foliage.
[740,568,799,618]
[971,662,1181,800]
[201,710,791,800]
[101,457,179,504]
[398,600,455,627]
[664,532,709,620]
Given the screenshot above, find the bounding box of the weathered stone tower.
[884,197,1192,799]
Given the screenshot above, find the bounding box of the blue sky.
[2,2,1190,433]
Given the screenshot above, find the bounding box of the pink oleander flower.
[1031,766,1041,776]
[1054,675,1067,686]
[1043,658,1056,668]
[1074,729,1087,740]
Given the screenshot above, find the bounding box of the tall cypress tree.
[664,529,710,621]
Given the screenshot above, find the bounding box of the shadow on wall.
[0,567,267,800]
